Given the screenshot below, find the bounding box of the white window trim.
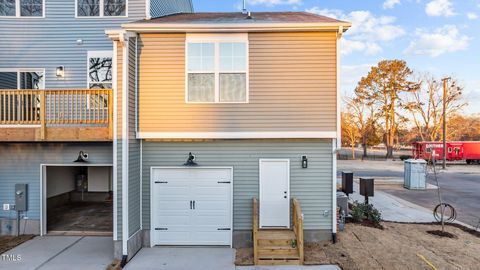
[0,0,45,18]
[87,50,113,109]
[75,0,128,18]
[185,33,249,104]
[0,68,45,89]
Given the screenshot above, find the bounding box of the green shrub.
[350,201,382,227]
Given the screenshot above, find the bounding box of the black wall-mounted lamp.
[183,152,198,166]
[56,66,65,77]
[74,151,89,163]
[301,156,308,168]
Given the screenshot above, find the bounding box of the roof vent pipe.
[247,11,253,19]
[242,0,248,14]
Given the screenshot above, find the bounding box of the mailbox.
[359,178,374,197]
[341,172,353,195]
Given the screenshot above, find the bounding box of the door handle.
[284,191,287,194]
[190,200,193,209]
[284,196,287,198]
[193,200,196,209]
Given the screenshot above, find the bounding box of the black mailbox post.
[341,172,353,195]
[359,178,374,204]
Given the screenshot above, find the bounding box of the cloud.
[425,0,456,17]
[341,64,375,94]
[405,25,471,57]
[383,0,400,9]
[248,0,302,6]
[467,12,478,20]
[306,8,405,56]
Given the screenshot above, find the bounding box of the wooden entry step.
[252,198,304,266]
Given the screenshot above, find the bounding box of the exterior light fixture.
[301,156,308,168]
[56,66,65,77]
[74,151,89,163]
[183,152,198,166]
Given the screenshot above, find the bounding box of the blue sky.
[193,0,480,114]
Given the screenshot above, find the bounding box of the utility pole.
[442,77,451,170]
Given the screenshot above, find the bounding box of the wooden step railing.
[292,198,304,264]
[252,197,259,265]
[0,89,112,139]
[252,197,304,265]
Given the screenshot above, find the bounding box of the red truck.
[412,141,480,164]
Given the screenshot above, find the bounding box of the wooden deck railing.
[292,198,304,264]
[252,197,259,265]
[0,89,113,140]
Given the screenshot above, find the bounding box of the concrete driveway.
[124,247,339,270]
[0,236,113,270]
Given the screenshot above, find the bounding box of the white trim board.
[138,131,337,139]
[39,163,113,236]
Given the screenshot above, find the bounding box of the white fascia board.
[137,131,337,139]
[122,22,352,33]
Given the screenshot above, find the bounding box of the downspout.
[332,26,344,243]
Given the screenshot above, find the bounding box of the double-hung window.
[0,0,44,17]
[77,0,126,17]
[186,34,248,103]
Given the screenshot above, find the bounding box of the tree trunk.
[386,146,394,159]
[362,143,368,158]
[351,146,356,160]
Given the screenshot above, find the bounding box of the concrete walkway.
[348,181,437,222]
[124,247,340,270]
[0,236,113,270]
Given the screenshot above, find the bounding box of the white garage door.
[151,167,232,246]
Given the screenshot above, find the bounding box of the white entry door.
[151,167,232,246]
[259,159,290,228]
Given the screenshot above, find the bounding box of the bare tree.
[404,73,466,141]
[344,96,380,158]
[355,60,419,159]
[341,112,360,159]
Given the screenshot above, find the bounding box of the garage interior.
[46,166,113,235]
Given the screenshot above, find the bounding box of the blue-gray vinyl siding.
[0,0,192,89]
[150,0,193,18]
[128,37,141,237]
[142,139,334,231]
[0,143,113,220]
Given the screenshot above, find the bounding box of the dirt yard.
[0,235,34,254]
[236,222,480,270]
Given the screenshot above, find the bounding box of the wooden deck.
[0,89,112,142]
[253,198,304,265]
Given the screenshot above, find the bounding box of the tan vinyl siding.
[137,32,337,134]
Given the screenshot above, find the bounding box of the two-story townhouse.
[107,12,350,262]
[0,0,193,252]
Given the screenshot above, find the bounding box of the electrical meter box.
[15,184,28,211]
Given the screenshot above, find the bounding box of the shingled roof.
[132,12,348,25]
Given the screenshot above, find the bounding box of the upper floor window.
[0,0,44,17]
[186,34,249,103]
[77,0,126,17]
[87,51,113,89]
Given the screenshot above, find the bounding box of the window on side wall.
[77,0,126,17]
[87,51,112,109]
[186,34,248,103]
[0,70,45,89]
[0,0,44,17]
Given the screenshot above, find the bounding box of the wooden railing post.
[108,89,113,139]
[252,197,259,265]
[40,91,46,140]
[292,198,304,264]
